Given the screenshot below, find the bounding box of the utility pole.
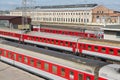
[22,0,28,30]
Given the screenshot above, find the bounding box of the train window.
[102,47,106,52]
[88,45,92,50]
[27,36,29,39]
[56,40,58,45]
[13,54,16,60]
[81,44,86,49]
[28,36,30,40]
[8,52,12,58]
[24,56,28,63]
[60,41,63,45]
[32,37,34,40]
[86,76,91,80]
[52,66,57,74]
[51,40,54,44]
[94,46,98,51]
[69,71,74,80]
[78,74,83,80]
[44,38,46,43]
[4,50,7,56]
[65,42,68,46]
[36,61,41,68]
[18,55,22,61]
[44,63,49,71]
[70,43,72,47]
[30,59,34,66]
[118,50,120,55]
[36,37,38,41]
[109,49,114,54]
[0,50,2,55]
[61,68,65,77]
[47,39,50,43]
[39,38,42,42]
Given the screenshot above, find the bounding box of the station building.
[0,16,31,29]
[10,4,120,26]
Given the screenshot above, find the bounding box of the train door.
[78,73,83,80]
[72,43,76,53]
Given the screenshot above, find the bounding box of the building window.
[87,19,89,22]
[81,19,83,22]
[79,18,81,22]
[76,18,78,22]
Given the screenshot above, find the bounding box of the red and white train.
[0,40,120,80]
[32,26,104,39]
[0,28,120,62]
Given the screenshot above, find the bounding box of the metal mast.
[22,0,28,30]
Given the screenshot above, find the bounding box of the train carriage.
[0,40,120,80]
[0,27,120,62]
[32,27,103,39]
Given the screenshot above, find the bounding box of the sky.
[0,0,120,11]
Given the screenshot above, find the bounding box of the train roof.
[27,31,78,42]
[99,64,120,79]
[0,27,78,42]
[0,40,108,74]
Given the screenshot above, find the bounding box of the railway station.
[0,0,120,80]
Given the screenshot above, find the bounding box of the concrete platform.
[0,61,44,80]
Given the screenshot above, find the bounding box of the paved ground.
[0,61,45,80]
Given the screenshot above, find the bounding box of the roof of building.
[0,16,22,20]
[0,16,31,24]
[35,4,98,9]
[36,4,98,11]
[102,25,120,31]
[14,4,98,11]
